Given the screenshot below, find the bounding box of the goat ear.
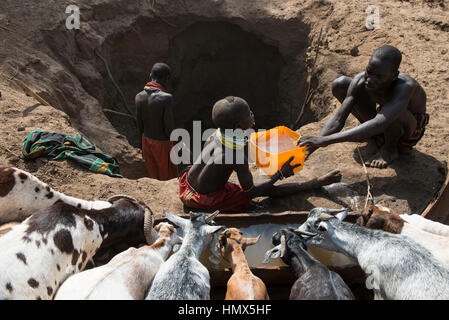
[218,233,227,247]
[355,215,365,226]
[262,245,282,264]
[280,235,286,257]
[163,209,188,229]
[205,225,225,235]
[327,208,349,222]
[244,235,261,247]
[175,234,183,244]
[336,209,349,222]
[366,215,386,231]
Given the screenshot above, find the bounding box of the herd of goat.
[1,165,449,300]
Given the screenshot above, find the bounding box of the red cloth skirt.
[179,169,250,213]
[142,134,178,181]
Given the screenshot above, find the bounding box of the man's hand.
[304,145,318,160]
[280,156,301,178]
[297,135,329,149]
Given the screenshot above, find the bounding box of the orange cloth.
[179,168,250,213]
[142,134,178,181]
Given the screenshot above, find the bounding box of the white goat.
[0,166,111,224]
[54,222,182,300]
[145,210,225,300]
[0,195,153,300]
[297,207,449,300]
[400,214,449,238]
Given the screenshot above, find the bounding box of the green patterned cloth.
[22,129,123,178]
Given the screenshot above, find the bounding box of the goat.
[357,204,449,265]
[145,210,225,300]
[0,166,112,224]
[54,222,182,300]
[263,228,354,300]
[296,207,449,300]
[217,228,269,300]
[400,213,449,238]
[0,194,153,300]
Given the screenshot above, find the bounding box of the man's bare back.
[135,63,178,181]
[187,135,236,194]
[135,88,173,141]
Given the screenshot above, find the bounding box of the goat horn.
[320,213,335,221]
[296,229,317,237]
[143,206,154,245]
[107,194,138,203]
[205,210,220,224]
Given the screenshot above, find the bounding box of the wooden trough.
[155,211,373,300]
[422,155,449,224]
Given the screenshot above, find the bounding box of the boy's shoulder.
[398,73,418,87]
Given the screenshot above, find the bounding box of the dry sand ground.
[0,0,448,220]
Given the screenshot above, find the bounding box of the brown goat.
[356,204,405,233]
[218,228,269,300]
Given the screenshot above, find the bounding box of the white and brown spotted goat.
[356,204,449,265]
[54,222,182,300]
[217,228,269,300]
[0,194,153,300]
[0,166,112,225]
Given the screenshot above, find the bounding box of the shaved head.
[371,45,402,71]
[150,63,171,81]
[212,96,252,129]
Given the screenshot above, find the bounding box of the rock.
[350,46,359,57]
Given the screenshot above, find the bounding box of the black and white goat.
[0,166,111,224]
[263,228,354,300]
[0,194,153,300]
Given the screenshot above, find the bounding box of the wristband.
[272,170,285,180]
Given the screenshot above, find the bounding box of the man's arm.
[318,95,356,137]
[318,75,364,137]
[299,75,362,158]
[318,83,413,145]
[299,81,414,148]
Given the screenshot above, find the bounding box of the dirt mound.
[0,0,448,219]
